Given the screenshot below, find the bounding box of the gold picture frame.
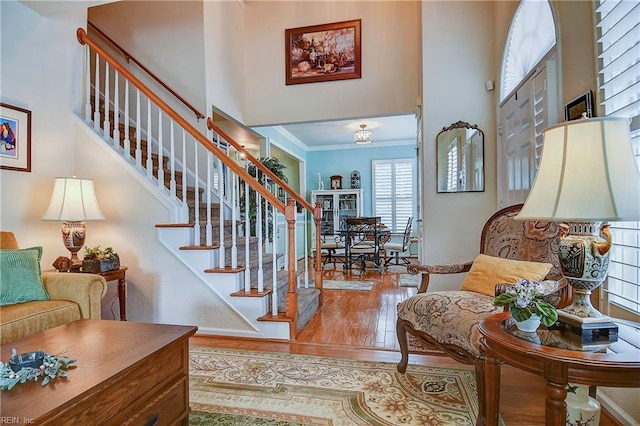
[285,19,362,85]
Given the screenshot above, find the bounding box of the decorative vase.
[566,383,601,426]
[514,313,541,332]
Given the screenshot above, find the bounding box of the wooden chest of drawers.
[1,319,197,425]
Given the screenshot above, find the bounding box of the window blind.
[372,159,415,232]
[595,0,640,316]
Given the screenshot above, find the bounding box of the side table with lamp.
[41,177,128,321]
[486,116,640,425]
[516,117,640,334]
[41,177,105,270]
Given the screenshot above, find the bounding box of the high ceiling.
[254,114,417,151]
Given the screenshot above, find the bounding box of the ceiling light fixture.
[354,124,373,145]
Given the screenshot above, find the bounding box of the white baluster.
[146,99,153,177]
[303,211,310,288]
[135,89,142,169]
[217,148,225,268]
[181,131,187,204]
[206,152,213,247]
[84,46,91,121]
[157,111,164,188]
[231,150,238,269]
[169,119,176,198]
[123,80,130,159]
[112,71,120,149]
[93,52,100,130]
[193,136,200,246]
[257,188,264,293]
[271,202,277,316]
[103,62,110,138]
[244,178,250,293]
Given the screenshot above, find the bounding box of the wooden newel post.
[285,199,298,336]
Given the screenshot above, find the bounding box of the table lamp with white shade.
[42,177,105,267]
[517,117,640,327]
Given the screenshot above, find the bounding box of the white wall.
[420,1,498,291]
[88,1,208,119]
[243,1,421,126]
[0,0,86,263]
[203,0,247,122]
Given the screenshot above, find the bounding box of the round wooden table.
[478,312,640,426]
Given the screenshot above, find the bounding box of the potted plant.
[82,246,120,273]
[493,278,558,331]
[242,157,288,237]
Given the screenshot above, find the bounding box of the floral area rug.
[189,346,479,425]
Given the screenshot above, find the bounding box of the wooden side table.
[478,312,640,426]
[82,267,128,321]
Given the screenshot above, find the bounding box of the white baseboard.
[598,391,640,426]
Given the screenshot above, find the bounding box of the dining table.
[339,217,390,274]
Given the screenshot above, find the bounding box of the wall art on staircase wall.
[0,103,31,172]
[285,19,361,85]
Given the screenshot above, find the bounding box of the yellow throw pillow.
[459,254,552,297]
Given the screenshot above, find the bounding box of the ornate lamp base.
[61,221,86,267]
[557,222,613,326]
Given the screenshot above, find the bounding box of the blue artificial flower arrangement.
[1,348,76,391]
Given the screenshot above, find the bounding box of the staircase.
[80,26,323,340]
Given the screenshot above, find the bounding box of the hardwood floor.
[191,261,620,425]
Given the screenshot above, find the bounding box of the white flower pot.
[515,313,541,332]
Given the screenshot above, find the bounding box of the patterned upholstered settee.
[0,231,107,344]
[395,204,571,422]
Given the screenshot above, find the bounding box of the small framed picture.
[564,90,595,121]
[0,103,32,172]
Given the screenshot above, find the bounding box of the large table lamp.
[517,117,640,326]
[42,177,105,266]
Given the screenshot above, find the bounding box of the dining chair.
[384,217,413,267]
[344,217,389,274]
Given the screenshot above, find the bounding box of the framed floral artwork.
[285,19,361,85]
[0,103,31,172]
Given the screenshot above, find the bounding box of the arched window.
[500,0,556,101]
[498,0,559,208]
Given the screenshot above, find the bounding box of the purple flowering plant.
[493,278,558,326]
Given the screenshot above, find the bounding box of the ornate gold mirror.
[436,121,484,193]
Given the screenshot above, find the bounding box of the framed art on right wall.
[564,90,595,121]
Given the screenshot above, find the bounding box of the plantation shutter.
[595,0,640,317]
[372,159,415,232]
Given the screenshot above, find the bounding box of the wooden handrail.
[77,27,284,212]
[87,21,205,121]
[207,118,315,214]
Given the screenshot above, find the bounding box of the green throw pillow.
[0,246,49,306]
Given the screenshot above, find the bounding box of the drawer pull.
[144,414,160,426]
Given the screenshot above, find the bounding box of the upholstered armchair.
[395,204,571,421]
